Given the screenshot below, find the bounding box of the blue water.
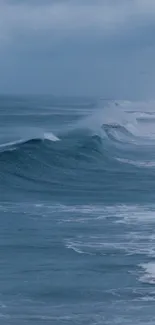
[1,96,155,324]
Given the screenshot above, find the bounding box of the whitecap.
[43,132,59,142]
[139,263,155,284]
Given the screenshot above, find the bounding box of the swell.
[0,133,108,166]
[0,138,42,153]
[1,99,155,197]
[0,121,154,175]
[0,128,124,199]
[1,122,155,204]
[0,118,154,162]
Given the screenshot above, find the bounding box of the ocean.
[0,96,155,324]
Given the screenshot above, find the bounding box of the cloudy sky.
[0,0,155,98]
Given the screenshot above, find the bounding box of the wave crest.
[1,100,155,181]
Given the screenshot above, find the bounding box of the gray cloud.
[0,0,155,43]
[0,0,155,97]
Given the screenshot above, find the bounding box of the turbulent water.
[1,96,155,324]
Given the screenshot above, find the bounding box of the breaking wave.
[1,100,155,201]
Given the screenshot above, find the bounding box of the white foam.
[66,241,86,254]
[116,158,155,168]
[43,132,59,142]
[140,296,155,301]
[0,202,155,223]
[65,231,155,258]
[139,263,155,284]
[75,101,137,135]
[0,139,24,150]
[66,240,95,255]
[85,100,155,142]
[1,202,155,259]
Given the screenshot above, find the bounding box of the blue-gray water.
[1,96,155,324]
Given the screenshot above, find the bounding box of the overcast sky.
[0,0,155,98]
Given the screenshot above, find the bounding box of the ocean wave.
[0,131,59,153]
[139,263,155,285]
[1,100,155,200]
[0,105,155,167]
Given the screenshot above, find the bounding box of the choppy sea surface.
[1,96,155,324]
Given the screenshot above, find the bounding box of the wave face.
[1,98,155,203]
